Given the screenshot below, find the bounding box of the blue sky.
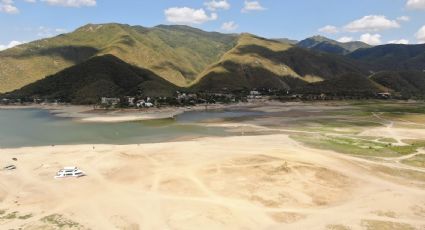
[1,0,425,49]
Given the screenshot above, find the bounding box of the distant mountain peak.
[297,36,371,55]
[273,38,298,45]
[310,35,332,41]
[75,23,130,33]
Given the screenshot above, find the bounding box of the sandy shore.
[1,134,424,229]
[1,101,425,229]
[1,100,421,123]
[0,102,263,123]
[0,100,375,123]
[0,104,184,122]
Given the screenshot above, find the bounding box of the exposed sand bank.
[1,134,424,229]
[0,100,387,123]
[0,104,184,122]
[0,102,259,123]
[78,110,183,123]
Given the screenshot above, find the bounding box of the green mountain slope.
[2,23,425,99]
[5,55,177,104]
[370,71,425,97]
[0,23,237,93]
[296,72,381,96]
[348,44,425,71]
[273,38,298,45]
[298,36,371,55]
[193,34,363,91]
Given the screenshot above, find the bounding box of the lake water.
[0,108,264,148]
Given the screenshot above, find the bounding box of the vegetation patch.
[311,118,382,128]
[402,154,425,168]
[18,214,33,220]
[373,210,397,218]
[358,102,425,114]
[361,219,415,230]
[396,114,425,124]
[404,139,425,145]
[0,211,17,220]
[288,118,382,135]
[326,224,351,230]
[268,212,305,224]
[374,165,425,182]
[0,211,33,221]
[290,134,424,157]
[41,214,84,229]
[377,138,398,143]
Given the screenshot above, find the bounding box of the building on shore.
[101,97,120,106]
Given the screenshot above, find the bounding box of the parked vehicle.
[54,167,86,178]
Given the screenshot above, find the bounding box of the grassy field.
[283,101,425,171]
[290,134,425,157]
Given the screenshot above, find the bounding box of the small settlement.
[0,88,396,108]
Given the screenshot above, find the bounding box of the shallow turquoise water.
[0,109,263,148]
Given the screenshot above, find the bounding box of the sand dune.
[1,134,424,229]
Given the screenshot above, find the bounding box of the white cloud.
[388,39,409,44]
[406,0,425,10]
[337,36,353,43]
[0,0,19,14]
[416,25,425,43]
[41,0,96,7]
[242,0,265,12]
[165,7,218,25]
[397,16,410,22]
[221,21,238,31]
[1,0,96,12]
[359,33,382,45]
[344,15,400,32]
[0,40,23,51]
[204,0,230,11]
[318,25,338,34]
[35,26,67,37]
[55,28,67,33]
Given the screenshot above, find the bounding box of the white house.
[101,97,120,105]
[136,100,154,108]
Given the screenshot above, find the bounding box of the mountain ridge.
[0,23,237,92]
[297,35,371,55]
[348,44,425,72]
[1,23,425,99]
[4,54,178,104]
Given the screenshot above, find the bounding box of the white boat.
[54,167,86,178]
[3,165,16,171]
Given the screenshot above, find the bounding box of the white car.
[54,167,86,179]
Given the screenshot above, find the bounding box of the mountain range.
[297,35,371,55]
[0,23,237,93]
[1,23,425,103]
[6,55,177,104]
